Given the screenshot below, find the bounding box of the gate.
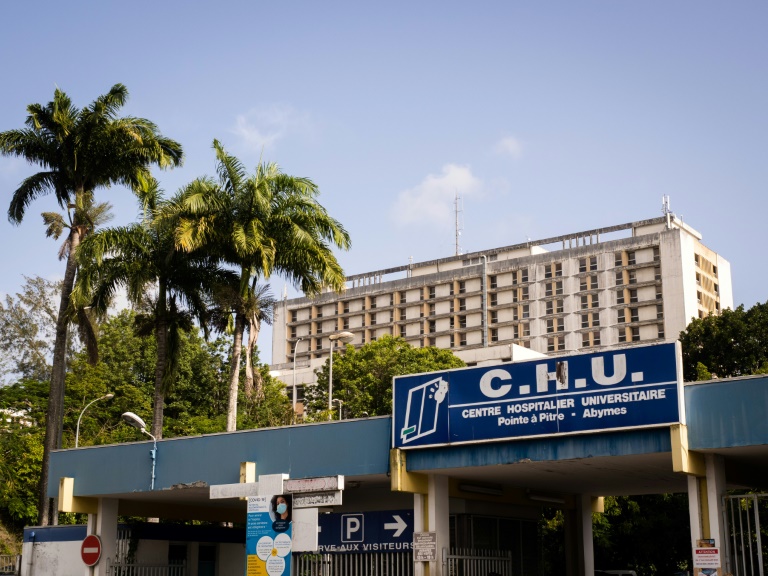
[0,555,20,575]
[294,551,412,576]
[107,558,186,576]
[444,548,514,576]
[723,494,768,576]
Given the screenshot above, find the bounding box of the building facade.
[271,215,732,405]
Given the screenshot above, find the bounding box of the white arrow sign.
[384,514,407,538]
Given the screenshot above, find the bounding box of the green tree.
[305,335,465,419]
[75,179,234,438]
[170,140,350,431]
[679,302,768,381]
[0,84,183,525]
[0,276,61,383]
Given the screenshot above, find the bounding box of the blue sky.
[1,1,766,363]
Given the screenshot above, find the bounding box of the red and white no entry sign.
[81,534,102,566]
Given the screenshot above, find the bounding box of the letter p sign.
[342,514,364,543]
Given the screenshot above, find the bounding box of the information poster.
[246,495,292,576]
[693,538,721,576]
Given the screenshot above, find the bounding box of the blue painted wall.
[49,417,392,497]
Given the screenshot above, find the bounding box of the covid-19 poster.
[246,495,292,576]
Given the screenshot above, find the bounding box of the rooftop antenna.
[662,195,672,229]
[455,191,463,256]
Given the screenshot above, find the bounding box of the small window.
[653,247,660,262]
[459,316,467,329]
[458,281,466,294]
[399,325,407,338]
[629,289,638,304]
[697,291,702,304]
[615,252,623,267]
[315,337,323,350]
[593,332,601,346]
[429,303,436,316]
[581,295,589,310]
[522,304,530,319]
[592,312,600,327]
[429,286,436,299]
[555,263,562,277]
[370,315,377,326]
[520,268,529,283]
[657,305,663,320]
[630,308,639,322]
[489,275,497,289]
[627,251,636,266]
[490,293,498,306]
[491,328,499,342]
[555,281,563,296]
[291,310,298,323]
[316,308,323,318]
[618,329,627,343]
[628,271,637,285]
[459,298,467,311]
[343,318,350,329]
[490,310,498,324]
[546,301,554,315]
[616,271,624,286]
[522,323,530,337]
[460,335,467,346]
[521,286,529,300]
[579,258,588,274]
[399,291,407,304]
[617,290,625,305]
[589,256,597,271]
[631,327,640,342]
[429,321,436,333]
[581,314,590,329]
[712,265,718,276]
[370,299,377,310]
[556,299,564,313]
[513,308,519,321]
[343,301,350,314]
[291,327,297,338]
[449,317,455,329]
[658,325,665,339]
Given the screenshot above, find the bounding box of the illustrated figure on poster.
[270,494,292,533]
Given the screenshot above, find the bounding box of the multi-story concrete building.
[271,215,732,409]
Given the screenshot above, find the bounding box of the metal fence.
[294,551,413,576]
[0,555,20,575]
[724,494,767,576]
[444,548,514,576]
[107,558,186,576]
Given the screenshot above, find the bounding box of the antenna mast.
[455,191,463,256]
[662,195,671,228]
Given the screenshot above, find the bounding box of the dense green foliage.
[0,310,292,533]
[679,301,768,381]
[304,335,465,419]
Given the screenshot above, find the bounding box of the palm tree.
[75,178,234,439]
[0,84,182,524]
[170,140,351,431]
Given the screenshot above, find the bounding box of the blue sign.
[393,342,681,449]
[317,510,413,553]
[246,496,292,575]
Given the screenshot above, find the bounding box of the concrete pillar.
[428,475,449,576]
[414,493,426,576]
[687,475,703,549]
[575,494,595,576]
[705,454,726,548]
[90,498,118,576]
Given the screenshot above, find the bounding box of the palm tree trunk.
[37,226,81,526]
[226,313,246,432]
[245,315,263,400]
[152,299,168,439]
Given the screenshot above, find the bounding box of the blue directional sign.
[317,510,413,553]
[392,342,682,449]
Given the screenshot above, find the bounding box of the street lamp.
[328,331,354,420]
[333,398,344,420]
[121,412,157,491]
[75,393,114,448]
[292,337,304,412]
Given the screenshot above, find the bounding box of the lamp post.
[328,331,354,420]
[75,393,114,448]
[333,398,344,420]
[121,412,157,490]
[292,337,304,412]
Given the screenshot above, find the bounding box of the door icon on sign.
[400,377,448,444]
[341,514,364,543]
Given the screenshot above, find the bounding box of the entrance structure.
[36,352,768,576]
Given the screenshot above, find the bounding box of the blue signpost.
[316,510,414,553]
[393,342,682,449]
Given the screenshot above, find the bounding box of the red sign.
[81,534,102,566]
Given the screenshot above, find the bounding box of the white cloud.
[231,104,312,152]
[391,164,483,227]
[495,136,523,159]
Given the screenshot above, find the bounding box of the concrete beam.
[58,477,98,514]
[671,424,706,476]
[390,449,428,494]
